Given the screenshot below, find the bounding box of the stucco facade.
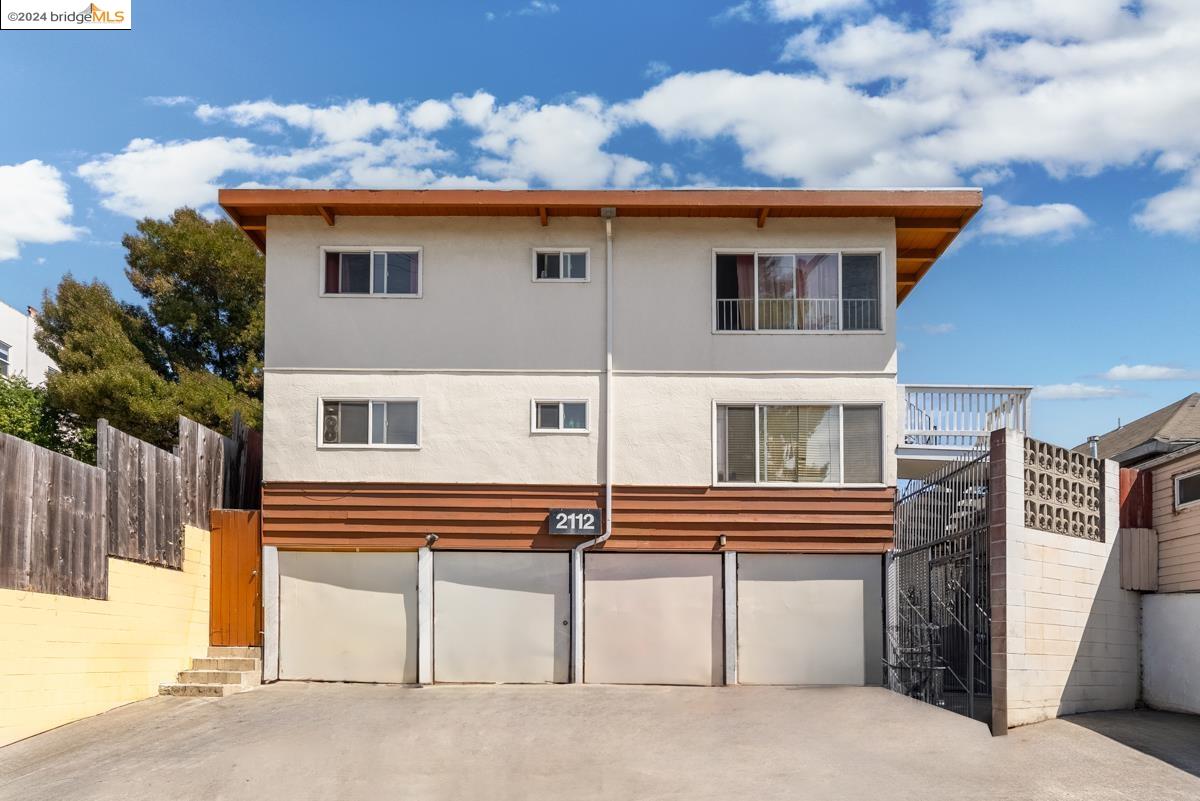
[0,300,56,384]
[236,188,980,687]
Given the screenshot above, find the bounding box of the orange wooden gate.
[209,510,263,647]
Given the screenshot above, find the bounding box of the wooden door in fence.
[210,510,262,647]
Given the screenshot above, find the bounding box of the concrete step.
[178,669,261,686]
[158,682,239,698]
[191,657,260,672]
[208,646,262,659]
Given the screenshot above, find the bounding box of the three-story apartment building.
[221,188,981,687]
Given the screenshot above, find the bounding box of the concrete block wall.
[0,525,210,747]
[994,430,1140,729]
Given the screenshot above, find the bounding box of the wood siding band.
[261,483,895,554]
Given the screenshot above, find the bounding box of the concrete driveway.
[1,684,1197,801]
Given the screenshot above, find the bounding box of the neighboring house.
[1075,392,1200,467]
[0,299,57,384]
[220,187,989,687]
[1087,394,1200,715]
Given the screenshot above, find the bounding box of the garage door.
[278,551,418,683]
[434,552,570,683]
[584,553,722,686]
[737,554,882,686]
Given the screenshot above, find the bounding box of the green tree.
[35,209,263,450]
[123,208,265,396]
[0,374,94,462]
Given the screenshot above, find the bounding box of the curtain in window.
[759,405,840,483]
[735,254,754,330]
[796,254,839,330]
[757,255,796,330]
[324,252,340,293]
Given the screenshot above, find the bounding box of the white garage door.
[737,554,882,686]
[584,553,722,686]
[434,551,570,683]
[279,551,418,683]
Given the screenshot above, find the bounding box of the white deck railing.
[715,297,879,331]
[903,385,1032,448]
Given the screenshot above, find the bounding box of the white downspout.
[571,209,615,683]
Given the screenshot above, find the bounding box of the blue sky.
[1,0,1198,447]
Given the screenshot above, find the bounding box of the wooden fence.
[97,420,185,570]
[1,415,262,600]
[0,432,108,599]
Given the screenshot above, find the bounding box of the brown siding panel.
[262,483,895,553]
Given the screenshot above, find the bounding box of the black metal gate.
[887,450,992,724]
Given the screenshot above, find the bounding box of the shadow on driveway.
[1063,709,1200,778]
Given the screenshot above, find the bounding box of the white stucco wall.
[613,217,896,373]
[263,215,897,374]
[0,301,55,383]
[264,370,896,485]
[1141,593,1200,715]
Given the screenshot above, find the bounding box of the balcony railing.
[715,297,880,331]
[903,385,1032,449]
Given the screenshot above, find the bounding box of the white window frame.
[710,248,886,335]
[318,246,423,298]
[0,340,9,377]
[531,248,591,283]
[1175,467,1200,511]
[710,400,886,488]
[530,398,591,434]
[316,397,421,450]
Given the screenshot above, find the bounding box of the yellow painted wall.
[0,525,210,747]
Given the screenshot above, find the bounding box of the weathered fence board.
[178,416,227,528]
[225,412,262,511]
[97,419,184,569]
[0,431,107,599]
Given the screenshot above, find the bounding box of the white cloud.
[766,0,871,21]
[516,0,558,15]
[1101,364,1200,381]
[644,61,672,80]
[1033,383,1126,400]
[713,2,755,23]
[196,99,403,142]
[454,91,651,188]
[408,99,455,132]
[78,138,264,217]
[145,95,193,107]
[1135,167,1200,235]
[0,160,83,261]
[940,0,1130,43]
[976,196,1090,240]
[920,322,956,335]
[969,166,1013,185]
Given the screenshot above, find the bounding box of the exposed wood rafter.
[756,207,769,228]
[894,218,961,233]
[317,206,336,226]
[539,207,548,226]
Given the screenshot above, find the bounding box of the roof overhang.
[218,188,983,304]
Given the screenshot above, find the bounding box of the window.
[0,340,8,377]
[532,400,589,433]
[714,251,881,332]
[533,249,588,281]
[1176,469,1200,510]
[321,399,419,447]
[716,403,882,485]
[322,248,421,296]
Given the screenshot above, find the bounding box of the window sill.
[318,293,423,299]
[712,329,885,336]
[714,482,888,489]
[317,444,421,451]
[532,278,591,284]
[531,429,591,435]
